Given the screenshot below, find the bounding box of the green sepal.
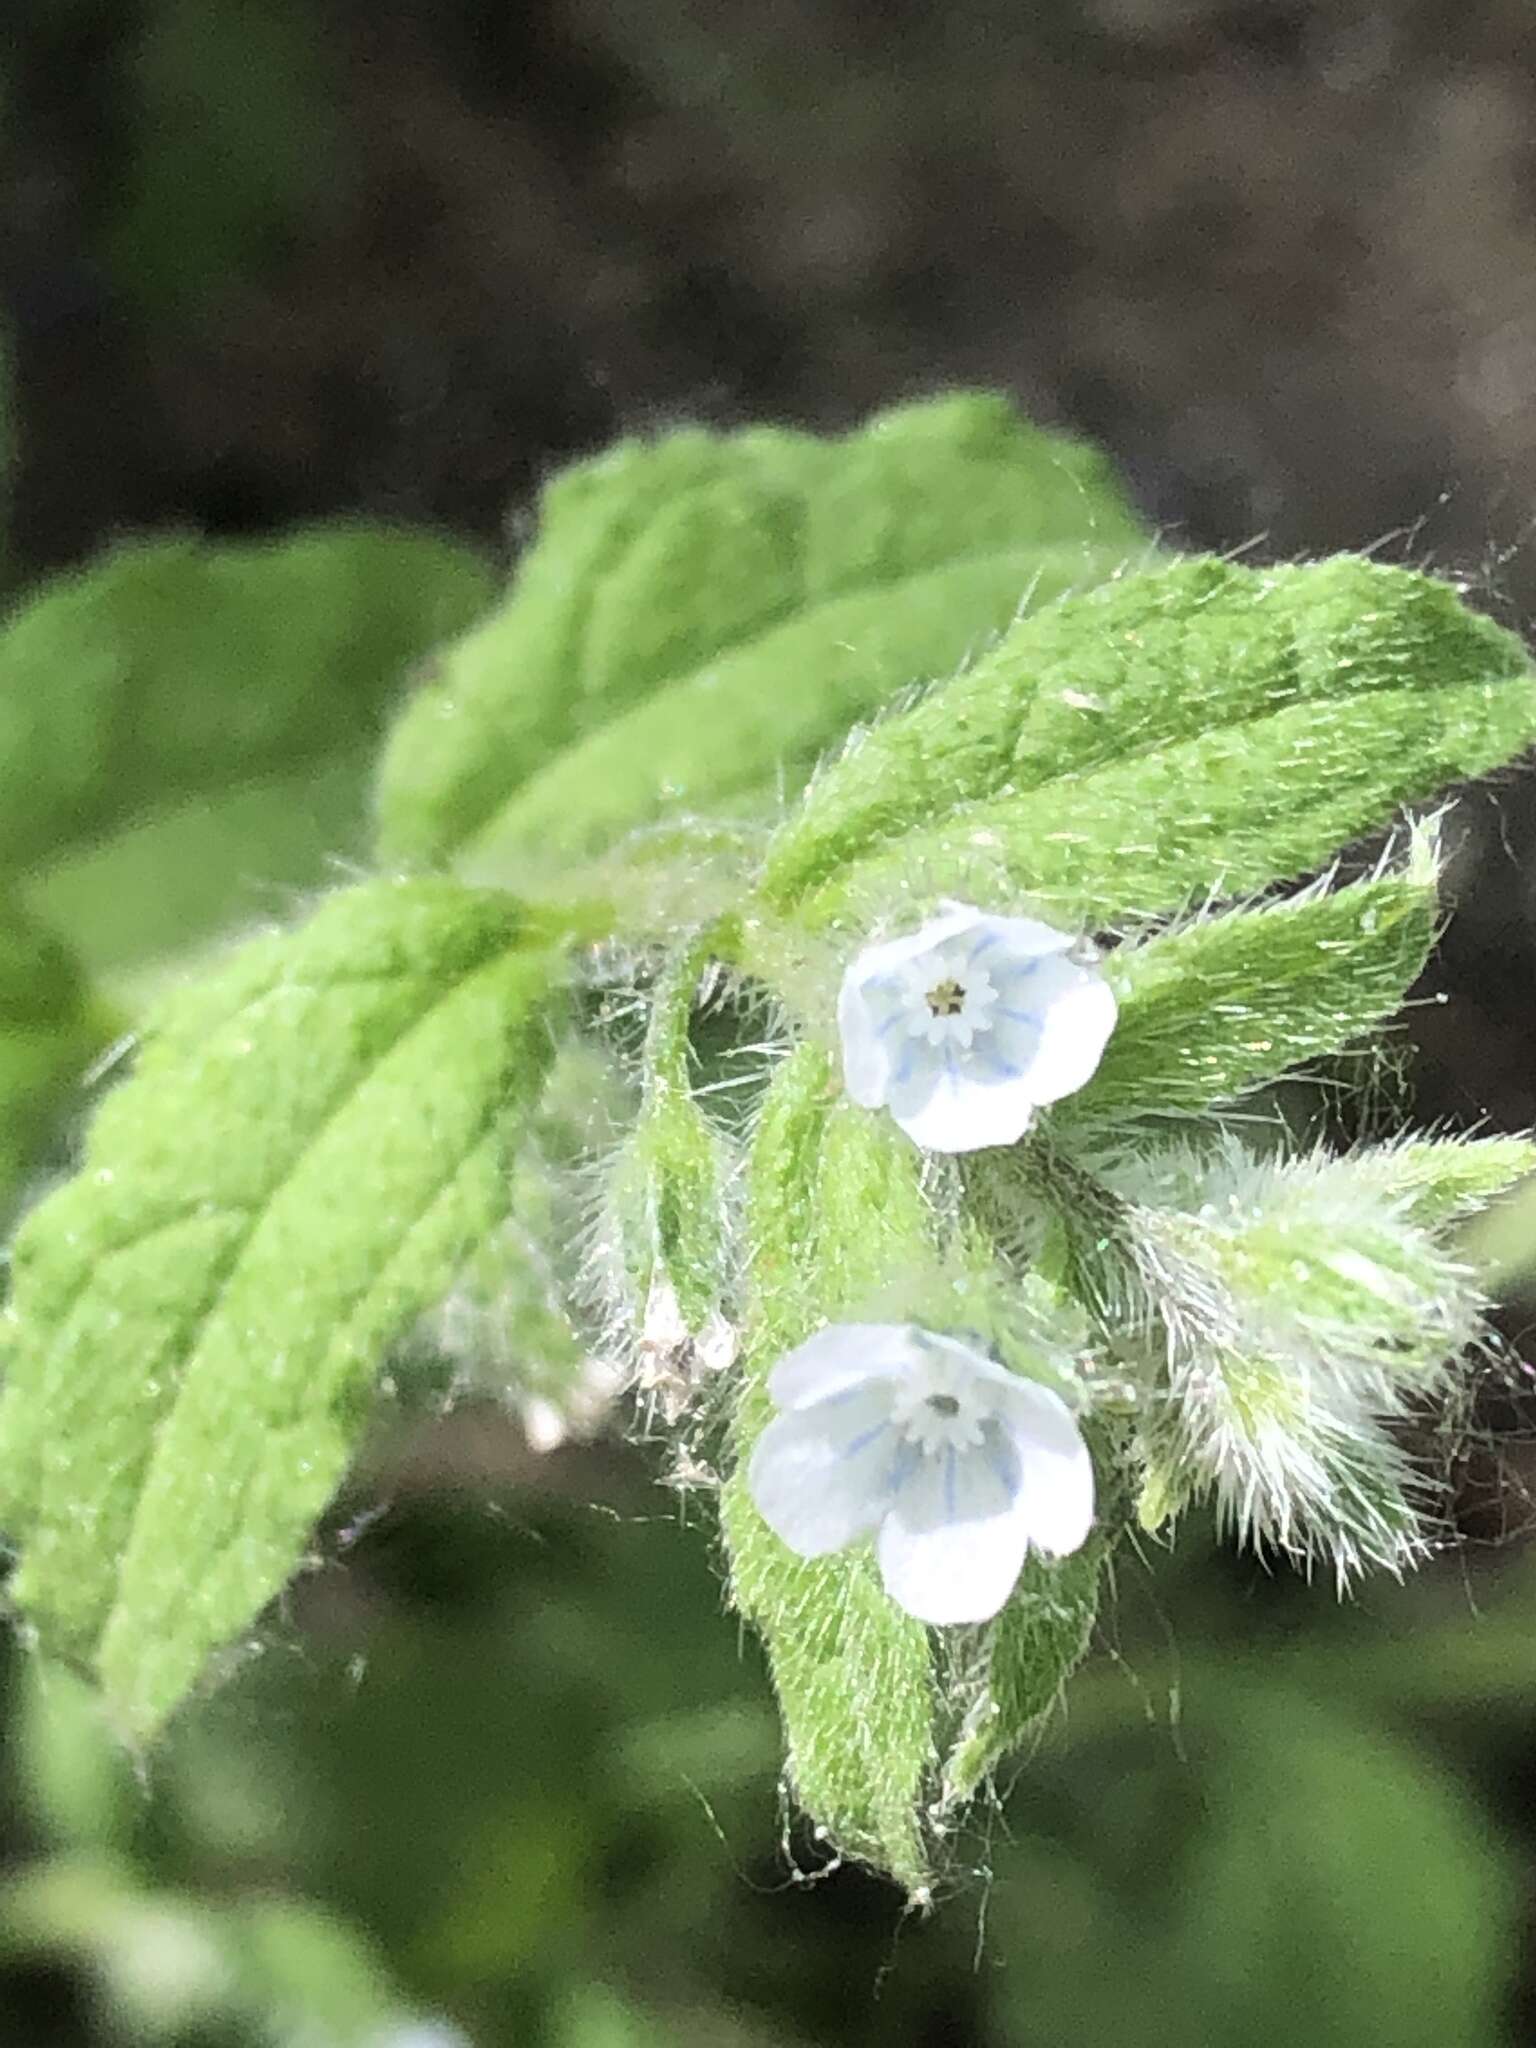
[613,1091,732,1335]
[1347,1134,1536,1227]
[0,879,557,1737]
[1118,1141,1488,1579]
[606,938,735,1340]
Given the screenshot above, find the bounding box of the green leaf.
[801,677,1536,935]
[227,1898,408,2044]
[943,1534,1108,1805]
[1,1857,235,2037]
[0,879,556,1737]
[16,1662,140,1854]
[2,1859,411,2046]
[765,555,1535,927]
[376,391,1147,874]
[0,523,495,963]
[24,751,368,991]
[0,895,114,1213]
[1055,851,1438,1133]
[721,1046,940,1891]
[458,545,1132,884]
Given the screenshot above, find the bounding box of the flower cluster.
[742,891,1512,1630]
[748,902,1114,1623]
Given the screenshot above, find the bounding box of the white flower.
[837,904,1117,1152]
[747,1323,1094,1624]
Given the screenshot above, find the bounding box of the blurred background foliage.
[6,0,1536,2042]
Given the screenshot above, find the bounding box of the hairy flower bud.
[1119,1142,1492,1582]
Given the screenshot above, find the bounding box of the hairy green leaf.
[722,1046,940,1890]
[766,555,1534,923]
[458,545,1132,884]
[1056,855,1438,1133]
[800,674,1534,934]
[0,879,555,1736]
[0,523,494,893]
[376,392,1146,874]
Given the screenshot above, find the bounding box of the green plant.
[0,391,1530,1904]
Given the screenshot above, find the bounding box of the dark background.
[7,4,1536,2045]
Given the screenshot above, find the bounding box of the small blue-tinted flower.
[747,1323,1095,1624]
[837,903,1116,1153]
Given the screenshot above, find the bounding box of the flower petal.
[991,1369,1090,1452]
[876,1426,1032,1622]
[997,1381,1097,1556]
[1014,954,1118,1105]
[887,1055,1041,1152]
[843,904,989,989]
[913,1331,1063,1406]
[837,971,899,1106]
[748,1385,903,1556]
[768,1323,918,1410]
